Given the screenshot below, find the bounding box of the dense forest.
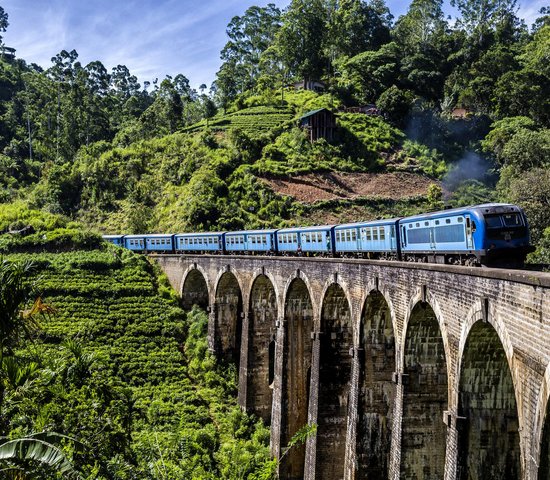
[0,0,549,477]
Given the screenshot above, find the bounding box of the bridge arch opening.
[401,301,448,480]
[457,321,520,480]
[247,274,277,424]
[214,271,243,368]
[357,290,396,479]
[539,399,550,479]
[316,283,353,480]
[181,269,208,310]
[281,278,313,480]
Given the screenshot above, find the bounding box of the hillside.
[2,247,270,478]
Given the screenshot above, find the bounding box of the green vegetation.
[1,248,272,479]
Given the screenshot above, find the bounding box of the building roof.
[298,108,332,120]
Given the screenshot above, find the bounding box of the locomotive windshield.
[485,213,523,228]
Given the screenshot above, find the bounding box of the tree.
[331,0,391,58]
[0,6,8,45]
[393,0,446,50]
[215,4,281,103]
[272,0,329,87]
[451,0,518,44]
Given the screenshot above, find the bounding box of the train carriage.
[276,225,335,255]
[335,219,400,258]
[399,203,533,266]
[224,229,278,254]
[123,234,147,252]
[102,234,125,247]
[145,234,175,253]
[175,232,224,253]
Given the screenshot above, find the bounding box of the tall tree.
[393,0,447,49]
[0,6,8,45]
[215,4,281,102]
[451,0,518,44]
[331,0,391,58]
[272,0,329,87]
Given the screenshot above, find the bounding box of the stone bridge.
[152,254,550,480]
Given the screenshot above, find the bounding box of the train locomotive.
[103,203,534,267]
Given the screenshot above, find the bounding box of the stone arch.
[280,277,314,480]
[214,270,243,367]
[316,282,353,480]
[400,299,449,480]
[456,319,521,480]
[247,274,278,424]
[281,270,318,325]
[356,289,396,479]
[180,265,209,310]
[537,365,550,479]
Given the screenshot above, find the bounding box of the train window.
[424,221,429,226]
[366,228,372,241]
[380,228,386,240]
[446,219,451,224]
[435,220,440,225]
[408,224,412,228]
[351,230,357,241]
[458,217,463,223]
[416,223,420,227]
[502,213,521,227]
[486,215,502,228]
[373,229,379,241]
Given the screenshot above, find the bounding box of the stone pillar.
[304,329,321,480]
[270,313,286,461]
[389,373,404,480]
[344,346,361,480]
[208,304,217,354]
[444,412,459,480]
[238,309,250,410]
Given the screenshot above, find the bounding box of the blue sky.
[1,0,546,90]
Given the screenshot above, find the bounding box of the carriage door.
[465,216,474,249]
[429,221,436,250]
[390,225,396,251]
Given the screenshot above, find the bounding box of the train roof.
[335,218,400,229]
[225,229,278,235]
[277,225,335,233]
[102,234,124,239]
[175,232,225,237]
[139,233,175,238]
[402,203,521,222]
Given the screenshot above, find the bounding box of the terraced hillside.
[5,248,270,479]
[183,106,294,137]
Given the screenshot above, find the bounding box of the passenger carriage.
[276,225,335,255]
[123,234,147,252]
[335,219,400,258]
[398,203,533,266]
[144,234,175,253]
[175,232,224,253]
[102,234,125,247]
[224,229,278,254]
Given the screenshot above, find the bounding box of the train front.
[474,204,535,266]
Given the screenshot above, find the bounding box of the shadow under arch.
[181,268,209,310]
[356,289,396,479]
[457,320,521,480]
[247,274,277,424]
[316,282,353,480]
[214,271,243,367]
[400,300,448,480]
[280,277,314,480]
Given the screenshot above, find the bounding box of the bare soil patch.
[261,172,436,204]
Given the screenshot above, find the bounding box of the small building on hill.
[293,80,326,92]
[1,46,16,60]
[298,108,337,142]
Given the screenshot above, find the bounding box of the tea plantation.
[3,247,271,479]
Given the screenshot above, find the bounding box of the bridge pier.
[151,254,550,480]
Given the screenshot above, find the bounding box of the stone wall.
[153,254,550,480]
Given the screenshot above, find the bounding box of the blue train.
[102,203,534,267]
